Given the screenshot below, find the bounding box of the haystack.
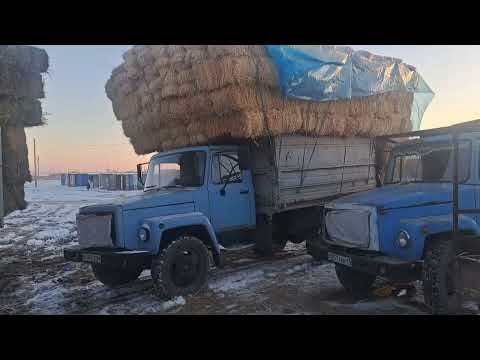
[105,45,418,155]
[0,45,49,215]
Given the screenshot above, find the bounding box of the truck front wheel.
[422,237,462,314]
[91,264,143,287]
[151,235,210,300]
[335,264,376,298]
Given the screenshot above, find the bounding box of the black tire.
[254,215,287,257]
[422,237,463,315]
[335,264,376,298]
[151,235,210,300]
[91,264,143,287]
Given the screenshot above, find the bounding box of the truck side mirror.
[137,164,144,187]
[238,147,251,170]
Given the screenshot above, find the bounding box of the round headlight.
[397,230,410,248]
[138,227,150,242]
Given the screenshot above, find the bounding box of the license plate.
[82,253,102,264]
[328,252,352,267]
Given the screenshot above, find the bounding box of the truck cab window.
[144,151,206,190]
[392,154,421,183]
[212,152,242,184]
[388,141,471,184]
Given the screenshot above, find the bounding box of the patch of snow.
[25,279,67,314]
[26,239,45,247]
[162,296,186,311]
[284,242,307,252]
[463,301,479,312]
[210,269,265,293]
[285,264,308,275]
[36,228,71,241]
[222,243,255,251]
[4,214,29,225]
[0,243,14,250]
[40,254,62,262]
[20,224,40,232]
[0,232,16,244]
[24,180,141,203]
[1,256,19,264]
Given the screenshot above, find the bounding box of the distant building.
[65,173,89,187]
[60,172,140,191]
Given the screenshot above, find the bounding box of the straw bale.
[0,45,49,214]
[106,46,415,155]
[116,85,413,154]
[0,62,44,98]
[2,124,31,214]
[0,45,49,74]
[0,97,42,127]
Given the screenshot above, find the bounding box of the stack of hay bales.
[106,45,414,155]
[0,45,48,215]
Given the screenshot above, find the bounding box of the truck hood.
[332,183,453,210]
[113,188,195,211]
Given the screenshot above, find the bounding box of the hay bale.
[2,124,31,215]
[106,45,416,155]
[0,97,42,127]
[0,62,45,98]
[0,45,49,215]
[0,45,49,74]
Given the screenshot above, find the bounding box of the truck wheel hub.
[171,250,199,287]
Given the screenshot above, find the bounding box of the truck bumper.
[64,247,153,269]
[307,239,422,280]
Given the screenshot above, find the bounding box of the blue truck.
[64,135,377,299]
[307,120,480,314]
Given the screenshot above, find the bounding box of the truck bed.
[251,135,376,214]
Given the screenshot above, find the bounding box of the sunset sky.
[26,45,480,175]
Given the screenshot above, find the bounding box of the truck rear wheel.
[422,237,462,314]
[254,215,287,257]
[335,264,376,298]
[151,235,210,300]
[91,264,143,287]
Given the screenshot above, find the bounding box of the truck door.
[208,150,255,232]
[454,140,476,222]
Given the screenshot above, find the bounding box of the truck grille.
[325,209,371,248]
[76,213,115,248]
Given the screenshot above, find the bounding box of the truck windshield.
[144,151,206,190]
[386,140,471,184]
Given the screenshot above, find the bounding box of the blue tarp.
[264,45,434,131]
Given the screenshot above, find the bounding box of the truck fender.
[400,214,480,257]
[142,212,224,267]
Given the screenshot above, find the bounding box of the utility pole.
[37,155,40,182]
[33,138,37,188]
[0,126,4,228]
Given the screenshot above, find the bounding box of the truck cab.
[65,144,258,299]
[307,122,480,314]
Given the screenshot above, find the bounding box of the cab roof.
[377,119,480,142]
[150,144,241,160]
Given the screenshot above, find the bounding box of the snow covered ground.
[0,180,477,315]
